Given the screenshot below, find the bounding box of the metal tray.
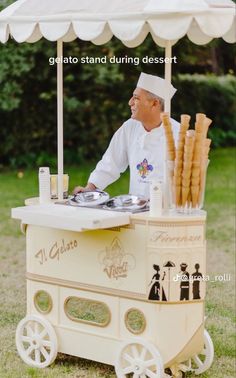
[69,190,110,207]
[102,194,148,211]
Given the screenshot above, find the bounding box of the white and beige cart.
[12,204,214,377]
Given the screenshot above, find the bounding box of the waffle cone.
[195,113,206,132]
[173,176,182,186]
[202,117,212,138]
[185,135,195,145]
[191,185,199,208]
[180,114,191,132]
[165,131,174,139]
[192,168,200,179]
[176,150,184,160]
[191,177,200,186]
[184,150,193,158]
[196,113,206,123]
[175,185,181,206]
[161,112,170,121]
[198,166,207,205]
[178,143,185,152]
[187,191,192,205]
[193,148,202,163]
[192,160,201,167]
[179,131,186,139]
[183,172,191,182]
[175,162,183,171]
[168,151,175,161]
[175,159,183,168]
[182,186,190,206]
[161,112,172,128]
[183,161,192,171]
[186,129,195,138]
[182,177,190,187]
[204,139,211,156]
[195,132,204,141]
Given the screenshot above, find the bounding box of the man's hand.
[73,182,97,195]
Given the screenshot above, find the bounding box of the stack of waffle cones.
[162,113,176,161]
[163,112,212,209]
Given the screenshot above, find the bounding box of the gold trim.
[103,227,122,232]
[64,296,111,328]
[103,220,144,232]
[27,272,146,301]
[26,273,204,305]
[34,290,53,314]
[124,308,146,335]
[130,219,146,226]
[148,220,205,227]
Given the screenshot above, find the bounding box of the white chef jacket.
[88,118,180,198]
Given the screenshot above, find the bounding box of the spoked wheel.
[15,315,58,368]
[115,338,164,378]
[183,329,214,375]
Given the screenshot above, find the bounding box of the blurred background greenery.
[0,0,235,171]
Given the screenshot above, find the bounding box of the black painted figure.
[192,263,203,299]
[180,262,190,300]
[148,264,161,300]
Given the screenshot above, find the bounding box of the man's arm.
[73,182,96,195]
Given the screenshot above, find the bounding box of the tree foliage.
[0,0,235,168]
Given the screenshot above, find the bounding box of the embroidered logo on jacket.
[137,158,153,179]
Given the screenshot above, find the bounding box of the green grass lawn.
[0,147,235,378]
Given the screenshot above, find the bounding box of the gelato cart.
[12,199,214,378]
[12,112,215,378]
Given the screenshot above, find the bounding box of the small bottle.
[149,180,162,216]
[39,167,51,204]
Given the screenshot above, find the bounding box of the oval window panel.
[65,296,111,327]
[125,308,146,334]
[34,290,52,314]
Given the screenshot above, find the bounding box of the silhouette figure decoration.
[148,264,161,300]
[179,262,190,300]
[192,263,203,299]
[148,265,168,301]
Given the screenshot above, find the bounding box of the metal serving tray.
[61,192,149,213]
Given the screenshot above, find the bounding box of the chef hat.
[137,72,177,100]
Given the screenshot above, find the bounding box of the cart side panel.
[155,302,204,364]
[26,224,147,296]
[55,326,120,366]
[119,298,158,343]
[59,286,120,338]
[26,279,59,325]
[147,246,206,302]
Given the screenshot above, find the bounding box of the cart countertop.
[11,204,131,232]
[12,201,206,232]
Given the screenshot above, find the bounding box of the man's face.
[128,87,153,122]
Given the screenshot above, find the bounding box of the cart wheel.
[115,337,164,378]
[15,314,58,368]
[188,329,214,375]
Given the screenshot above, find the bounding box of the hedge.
[0,72,235,169]
[172,74,236,147]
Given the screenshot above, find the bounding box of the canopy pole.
[163,40,172,210]
[164,40,172,113]
[57,39,64,201]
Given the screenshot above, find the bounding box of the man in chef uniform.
[74,72,179,199]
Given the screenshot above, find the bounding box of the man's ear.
[153,98,161,109]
